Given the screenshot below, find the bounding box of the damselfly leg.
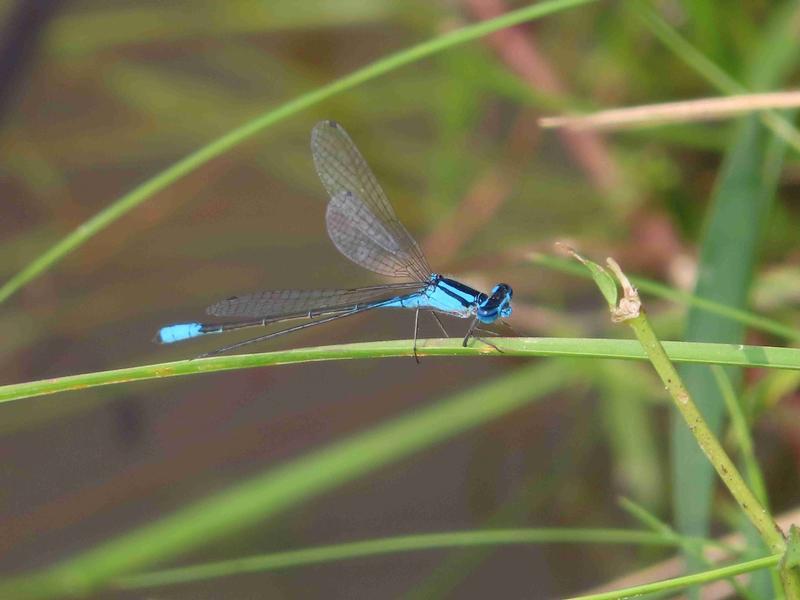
[197,307,368,358]
[412,308,420,364]
[431,312,449,337]
[462,318,503,353]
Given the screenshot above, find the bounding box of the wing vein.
[311,120,432,280]
[207,282,429,319]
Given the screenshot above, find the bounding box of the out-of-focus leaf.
[597,362,662,506]
[567,248,619,308]
[46,0,399,56]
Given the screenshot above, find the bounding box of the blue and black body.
[156,121,513,359]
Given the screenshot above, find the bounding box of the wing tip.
[313,119,342,135]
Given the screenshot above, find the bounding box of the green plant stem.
[568,554,781,600]
[623,309,800,598]
[6,337,800,405]
[0,0,596,306]
[112,528,686,590]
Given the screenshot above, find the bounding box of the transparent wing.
[311,120,431,280]
[326,191,427,278]
[207,282,427,319]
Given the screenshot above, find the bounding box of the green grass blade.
[114,528,684,590]
[631,4,741,94]
[711,365,778,597]
[618,497,676,538]
[711,366,769,506]
[0,0,596,305]
[5,338,800,406]
[0,362,567,599]
[569,555,781,600]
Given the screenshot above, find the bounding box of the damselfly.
[156,121,513,359]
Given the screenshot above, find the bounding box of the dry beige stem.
[540,90,800,131]
[606,257,641,322]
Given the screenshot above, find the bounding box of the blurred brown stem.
[464,0,622,194]
[422,111,539,264]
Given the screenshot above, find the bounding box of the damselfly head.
[477,283,513,323]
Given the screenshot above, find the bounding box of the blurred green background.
[2,0,800,598]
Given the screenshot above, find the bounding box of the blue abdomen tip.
[157,323,204,344]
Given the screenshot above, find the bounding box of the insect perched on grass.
[156,120,513,360]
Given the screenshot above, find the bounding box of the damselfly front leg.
[462,318,504,353]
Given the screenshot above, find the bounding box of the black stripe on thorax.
[436,276,484,308]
